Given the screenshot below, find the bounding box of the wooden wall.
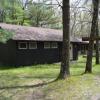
[0,40,78,66]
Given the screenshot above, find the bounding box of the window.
[51,42,58,48]
[29,42,37,49]
[18,42,27,49]
[44,42,50,49]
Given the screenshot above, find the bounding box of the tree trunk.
[95,22,99,64]
[85,0,99,73]
[0,9,5,22]
[58,0,70,79]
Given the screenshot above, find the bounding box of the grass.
[0,56,100,100]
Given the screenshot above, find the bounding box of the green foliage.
[4,0,24,24]
[27,3,60,27]
[0,0,61,28]
[0,28,14,43]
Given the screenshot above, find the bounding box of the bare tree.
[85,0,99,73]
[95,21,99,64]
[58,0,70,79]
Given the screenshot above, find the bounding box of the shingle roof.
[0,23,84,42]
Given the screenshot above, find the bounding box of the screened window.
[44,42,50,49]
[51,42,58,48]
[18,42,27,49]
[29,42,37,49]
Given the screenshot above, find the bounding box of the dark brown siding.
[0,40,62,66]
[0,40,16,66]
[0,40,78,66]
[72,43,78,60]
[16,41,61,66]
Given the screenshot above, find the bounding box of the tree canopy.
[0,0,61,29]
[0,28,14,43]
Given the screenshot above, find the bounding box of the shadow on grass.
[71,63,97,69]
[0,63,59,70]
[0,66,17,70]
[73,72,100,76]
[0,73,99,90]
[0,80,56,90]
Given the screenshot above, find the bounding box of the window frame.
[44,42,51,49]
[29,42,37,49]
[51,42,58,48]
[18,42,28,49]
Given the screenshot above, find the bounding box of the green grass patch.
[0,56,100,100]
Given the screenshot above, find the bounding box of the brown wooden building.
[0,23,85,66]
